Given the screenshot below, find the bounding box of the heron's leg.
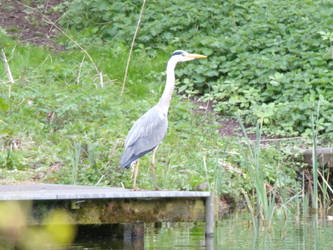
[151,146,159,190]
[133,160,140,190]
[131,162,135,179]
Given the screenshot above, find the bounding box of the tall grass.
[310,101,333,214]
[311,103,320,210]
[212,142,228,195]
[71,142,81,185]
[232,98,333,226]
[237,117,276,226]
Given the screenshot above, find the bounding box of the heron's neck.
[158,58,177,113]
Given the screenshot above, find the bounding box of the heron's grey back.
[120,106,168,168]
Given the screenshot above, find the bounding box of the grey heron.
[120,50,207,189]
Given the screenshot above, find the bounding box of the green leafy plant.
[319,31,333,58]
[61,0,333,139]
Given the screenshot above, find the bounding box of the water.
[69,213,333,249]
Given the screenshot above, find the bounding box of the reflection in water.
[205,235,214,250]
[67,214,333,250]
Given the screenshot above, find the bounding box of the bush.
[61,0,333,138]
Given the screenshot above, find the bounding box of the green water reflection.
[71,213,333,250]
[213,213,333,250]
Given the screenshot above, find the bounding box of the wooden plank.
[0,184,211,201]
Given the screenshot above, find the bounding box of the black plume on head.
[172,50,184,56]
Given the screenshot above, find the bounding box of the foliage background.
[62,0,333,138]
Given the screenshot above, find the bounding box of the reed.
[302,172,309,217]
[317,169,333,210]
[212,143,228,196]
[237,116,276,226]
[71,142,81,185]
[311,112,318,210]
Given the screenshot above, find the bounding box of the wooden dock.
[0,184,215,237]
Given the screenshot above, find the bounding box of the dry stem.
[121,0,147,96]
[1,49,14,84]
[76,55,85,84]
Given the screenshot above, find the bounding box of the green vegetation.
[0,0,332,223]
[62,0,333,139]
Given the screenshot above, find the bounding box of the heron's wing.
[124,106,168,155]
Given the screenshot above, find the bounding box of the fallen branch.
[0,75,43,85]
[1,49,14,84]
[251,136,306,143]
[218,160,244,176]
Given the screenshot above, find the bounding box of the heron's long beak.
[186,53,207,59]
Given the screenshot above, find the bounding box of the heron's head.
[171,50,207,62]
